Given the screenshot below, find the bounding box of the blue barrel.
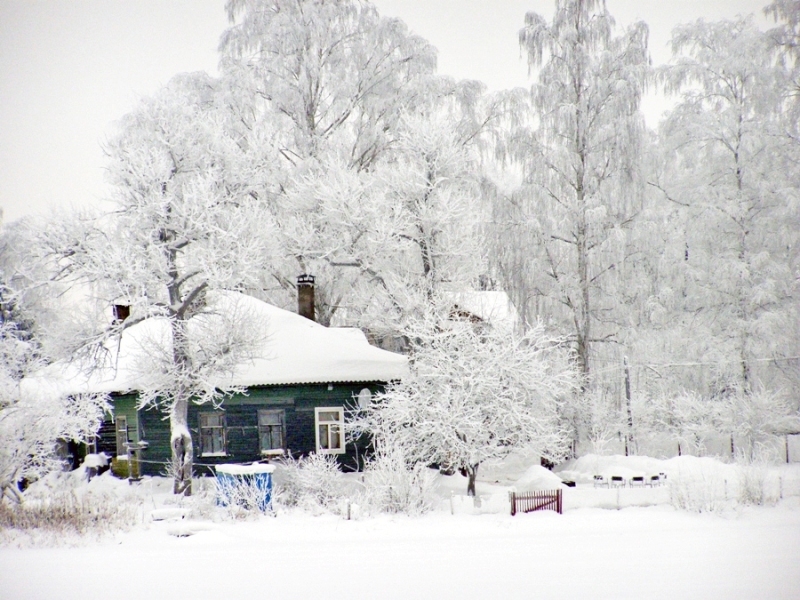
[215,464,275,512]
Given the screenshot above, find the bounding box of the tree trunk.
[465,463,479,497]
[171,397,193,496]
[624,356,634,456]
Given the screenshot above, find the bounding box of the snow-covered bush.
[359,445,438,516]
[0,471,140,542]
[668,469,730,514]
[721,390,800,462]
[0,320,109,502]
[737,464,771,506]
[735,446,781,507]
[0,387,108,503]
[0,490,137,538]
[355,313,577,497]
[273,453,345,513]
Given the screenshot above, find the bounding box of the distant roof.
[448,291,519,329]
[24,291,408,396]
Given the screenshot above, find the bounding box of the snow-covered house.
[26,291,408,475]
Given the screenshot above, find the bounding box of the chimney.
[297,274,315,322]
[113,304,130,322]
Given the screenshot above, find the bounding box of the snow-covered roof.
[23,292,407,396]
[448,291,519,329]
[227,293,407,386]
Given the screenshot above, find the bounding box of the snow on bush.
[0,319,110,503]
[0,470,140,543]
[0,388,108,503]
[355,313,577,497]
[272,453,346,514]
[668,462,733,514]
[359,445,439,516]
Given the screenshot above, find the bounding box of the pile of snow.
[215,463,275,476]
[481,450,544,484]
[513,465,565,491]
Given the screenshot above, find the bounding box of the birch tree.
[766,0,800,138]
[496,0,649,382]
[654,16,800,396]
[219,0,436,169]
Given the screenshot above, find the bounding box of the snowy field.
[2,455,800,599]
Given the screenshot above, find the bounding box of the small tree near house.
[355,310,578,496]
[0,320,107,503]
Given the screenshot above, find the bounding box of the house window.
[115,416,128,457]
[315,407,345,454]
[258,409,285,455]
[199,412,226,457]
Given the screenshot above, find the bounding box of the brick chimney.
[297,274,315,322]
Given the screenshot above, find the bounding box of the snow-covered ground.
[2,455,800,599]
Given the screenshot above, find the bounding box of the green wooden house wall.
[109,383,381,476]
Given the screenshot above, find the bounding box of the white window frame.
[315,407,345,454]
[199,412,227,457]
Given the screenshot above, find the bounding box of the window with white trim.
[258,409,285,455]
[315,407,345,454]
[199,412,226,457]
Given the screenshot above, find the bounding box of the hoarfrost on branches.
[355,309,578,496]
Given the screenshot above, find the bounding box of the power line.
[590,355,800,371]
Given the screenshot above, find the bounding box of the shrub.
[359,446,438,516]
[668,466,730,514]
[0,489,139,541]
[273,453,345,513]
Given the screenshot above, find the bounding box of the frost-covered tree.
[654,16,800,396]
[0,319,107,503]
[719,389,800,461]
[0,223,107,502]
[355,311,577,496]
[217,0,441,323]
[765,0,800,137]
[347,91,495,333]
[217,0,497,332]
[219,0,436,169]
[495,0,649,381]
[34,73,278,495]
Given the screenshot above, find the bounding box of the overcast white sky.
[0,0,768,224]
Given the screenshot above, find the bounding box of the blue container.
[215,464,275,512]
